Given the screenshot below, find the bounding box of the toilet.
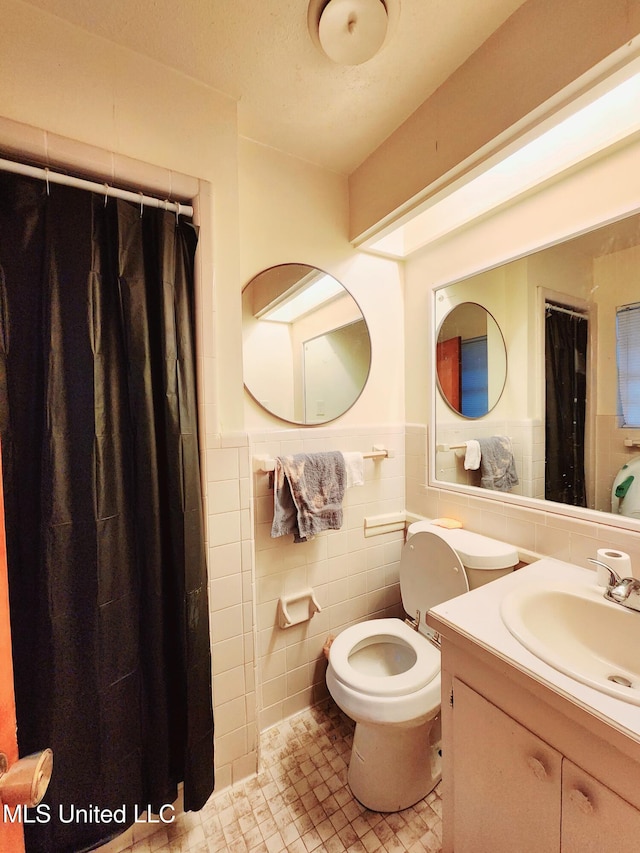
[326,522,518,812]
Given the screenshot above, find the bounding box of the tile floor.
[115,700,443,853]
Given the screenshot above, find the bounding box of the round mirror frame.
[242,263,372,425]
[435,301,507,418]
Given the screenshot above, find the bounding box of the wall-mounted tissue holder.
[278,588,322,629]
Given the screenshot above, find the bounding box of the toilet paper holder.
[0,748,53,808]
[278,588,322,629]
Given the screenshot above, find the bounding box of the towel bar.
[252,446,392,473]
[437,440,516,452]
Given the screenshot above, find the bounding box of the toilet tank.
[407,521,519,589]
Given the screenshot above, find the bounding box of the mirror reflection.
[434,210,640,518]
[242,263,371,424]
[436,302,506,417]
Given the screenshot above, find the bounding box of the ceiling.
[24,0,527,175]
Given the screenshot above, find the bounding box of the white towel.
[464,440,481,470]
[342,451,364,488]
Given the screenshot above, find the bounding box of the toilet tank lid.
[407,521,518,570]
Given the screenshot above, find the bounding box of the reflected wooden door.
[0,444,25,853]
[436,337,461,410]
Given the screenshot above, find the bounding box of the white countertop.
[428,557,640,743]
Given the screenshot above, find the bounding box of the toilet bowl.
[326,523,518,812]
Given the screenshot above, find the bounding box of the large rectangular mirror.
[433,209,640,521]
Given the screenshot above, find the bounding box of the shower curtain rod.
[0,157,194,218]
[545,301,588,320]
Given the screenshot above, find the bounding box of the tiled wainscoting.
[434,418,544,499]
[202,424,407,789]
[407,423,640,569]
[250,425,406,731]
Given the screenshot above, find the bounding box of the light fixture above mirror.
[363,53,640,259]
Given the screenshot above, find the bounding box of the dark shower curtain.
[545,305,588,507]
[0,172,214,852]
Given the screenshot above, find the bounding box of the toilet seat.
[329,618,439,698]
[400,531,468,635]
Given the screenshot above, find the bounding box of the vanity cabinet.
[561,759,640,853]
[452,678,561,852]
[451,678,640,853]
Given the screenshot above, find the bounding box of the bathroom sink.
[500,582,640,704]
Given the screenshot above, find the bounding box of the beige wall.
[350,0,640,240]
[238,137,405,430]
[1,0,243,434]
[593,244,640,417]
[593,244,640,510]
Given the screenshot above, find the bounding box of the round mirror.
[242,263,372,424]
[436,302,506,418]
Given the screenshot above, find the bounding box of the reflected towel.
[478,436,518,491]
[342,451,364,487]
[271,451,346,542]
[464,440,481,470]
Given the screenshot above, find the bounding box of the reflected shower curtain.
[545,305,588,506]
[0,172,214,852]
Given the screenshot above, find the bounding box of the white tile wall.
[434,418,544,499]
[250,425,406,732]
[407,423,640,572]
[204,435,258,791]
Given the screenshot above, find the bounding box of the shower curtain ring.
[103,184,109,207]
[44,168,50,197]
[175,201,181,226]
[139,192,144,218]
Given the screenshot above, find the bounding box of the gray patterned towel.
[478,436,519,492]
[271,452,346,542]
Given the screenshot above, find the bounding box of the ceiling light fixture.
[310,0,389,65]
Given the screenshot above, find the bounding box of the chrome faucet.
[588,558,640,612]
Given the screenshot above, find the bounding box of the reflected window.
[461,336,488,418]
[617,302,640,427]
